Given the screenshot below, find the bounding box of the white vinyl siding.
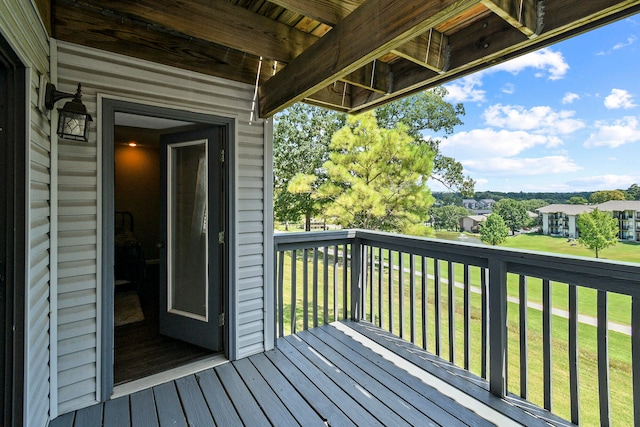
[55,41,268,413]
[1,1,51,426]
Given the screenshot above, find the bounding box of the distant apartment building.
[537,200,640,241]
[462,198,495,215]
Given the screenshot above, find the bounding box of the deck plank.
[215,361,271,426]
[103,396,131,427]
[196,369,243,426]
[49,411,74,427]
[248,353,327,427]
[346,320,560,427]
[264,348,357,427]
[283,334,412,426]
[296,329,443,427]
[275,338,384,426]
[174,375,215,426]
[233,357,300,426]
[309,327,475,427]
[130,388,159,427]
[73,403,103,427]
[152,381,187,427]
[317,324,491,427]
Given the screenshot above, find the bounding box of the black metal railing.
[274,229,640,425]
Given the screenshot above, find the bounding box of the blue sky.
[425,16,640,193]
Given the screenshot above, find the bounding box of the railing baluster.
[303,248,309,330]
[422,257,428,351]
[333,245,340,320]
[350,238,362,321]
[489,259,507,397]
[434,258,441,357]
[410,254,416,344]
[343,243,348,320]
[378,247,383,328]
[291,249,297,334]
[464,264,471,371]
[323,246,329,325]
[399,252,405,339]
[633,296,640,425]
[369,246,375,323]
[313,248,319,328]
[389,250,395,334]
[448,260,455,364]
[519,275,528,399]
[277,250,284,338]
[361,245,368,321]
[481,267,489,380]
[597,290,611,426]
[569,284,579,425]
[543,279,552,411]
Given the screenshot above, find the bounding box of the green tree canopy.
[480,214,509,245]
[307,111,435,234]
[429,205,471,231]
[589,189,626,204]
[375,87,474,196]
[492,198,528,235]
[626,183,640,200]
[568,196,588,205]
[577,208,619,258]
[273,104,345,230]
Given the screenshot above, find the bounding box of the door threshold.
[112,353,228,399]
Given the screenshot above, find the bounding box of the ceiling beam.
[64,0,318,62]
[267,0,361,26]
[481,0,539,37]
[391,30,450,73]
[259,0,479,117]
[304,83,353,111]
[342,60,391,93]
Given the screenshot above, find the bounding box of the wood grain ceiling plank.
[481,0,538,37]
[66,0,318,62]
[267,0,361,26]
[259,0,478,117]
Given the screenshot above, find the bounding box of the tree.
[626,183,640,200]
[273,104,345,230]
[375,87,474,196]
[577,208,619,258]
[429,205,471,231]
[492,198,528,235]
[589,190,626,204]
[568,196,588,205]
[480,214,509,245]
[307,112,435,234]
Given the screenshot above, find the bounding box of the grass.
[276,239,636,426]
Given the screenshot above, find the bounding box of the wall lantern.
[44,82,93,142]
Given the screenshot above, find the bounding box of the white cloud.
[439,128,561,157]
[445,48,569,103]
[483,104,585,135]
[604,88,637,109]
[462,156,581,176]
[501,83,515,95]
[492,48,569,80]
[566,174,637,191]
[584,116,640,148]
[613,35,637,50]
[562,92,580,104]
[444,75,486,103]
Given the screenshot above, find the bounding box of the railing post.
[488,258,507,397]
[350,237,362,321]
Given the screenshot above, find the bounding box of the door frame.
[100,98,236,400]
[0,35,27,427]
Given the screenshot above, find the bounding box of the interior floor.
[114,266,214,385]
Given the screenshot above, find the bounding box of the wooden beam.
[267,0,361,26]
[53,3,273,86]
[62,0,318,62]
[481,0,538,37]
[259,0,478,117]
[304,83,353,111]
[391,30,450,73]
[342,60,391,93]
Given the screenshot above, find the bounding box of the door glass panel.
[168,140,208,320]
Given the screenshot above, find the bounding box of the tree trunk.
[305,211,311,231]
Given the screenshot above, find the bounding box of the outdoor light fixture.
[44,82,93,142]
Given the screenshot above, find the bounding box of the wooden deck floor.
[50,321,573,427]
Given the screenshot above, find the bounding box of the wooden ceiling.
[45,0,640,117]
